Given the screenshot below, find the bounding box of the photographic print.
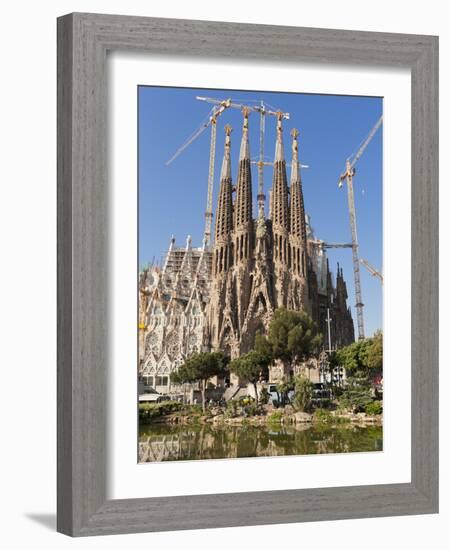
[138,86,383,463]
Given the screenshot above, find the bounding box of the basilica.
[139,112,354,393]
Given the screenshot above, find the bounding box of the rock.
[293,412,313,423]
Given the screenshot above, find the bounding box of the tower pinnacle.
[214,125,234,243]
[235,110,253,230]
[275,111,285,162]
[220,124,232,180]
[270,112,289,230]
[239,107,250,160]
[289,128,307,243]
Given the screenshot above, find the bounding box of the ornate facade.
[139,236,212,392]
[139,113,354,392]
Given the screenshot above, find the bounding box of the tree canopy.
[254,332,273,362]
[229,350,271,402]
[339,371,373,412]
[267,308,322,367]
[172,351,228,385]
[333,331,383,374]
[171,351,229,411]
[292,375,314,412]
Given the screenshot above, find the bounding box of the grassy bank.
[139,400,382,427]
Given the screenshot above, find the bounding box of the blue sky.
[138,86,383,336]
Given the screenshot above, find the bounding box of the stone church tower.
[208,111,312,358]
[139,110,355,392]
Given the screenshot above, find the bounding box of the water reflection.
[139,423,383,462]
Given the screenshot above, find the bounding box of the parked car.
[312,383,332,399]
[265,384,294,407]
[138,392,171,403]
[266,384,279,403]
[310,382,332,407]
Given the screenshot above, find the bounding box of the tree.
[275,376,294,406]
[334,332,383,376]
[267,308,322,372]
[339,370,373,413]
[229,350,271,403]
[364,330,383,372]
[334,340,364,372]
[292,375,314,412]
[171,351,228,412]
[254,332,273,362]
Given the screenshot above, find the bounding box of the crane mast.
[345,159,365,340]
[338,115,383,341]
[204,117,217,247]
[166,99,232,248]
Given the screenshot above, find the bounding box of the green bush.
[365,401,383,415]
[225,399,239,418]
[138,400,183,423]
[259,387,270,405]
[243,403,258,417]
[339,372,373,412]
[313,408,332,424]
[267,410,284,424]
[293,376,314,412]
[189,404,203,415]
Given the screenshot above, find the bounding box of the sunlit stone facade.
[139,115,354,392]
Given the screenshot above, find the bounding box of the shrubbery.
[267,410,284,424]
[292,376,314,412]
[313,408,333,423]
[339,371,373,413]
[139,400,183,423]
[259,387,270,405]
[224,397,259,418]
[224,399,239,419]
[364,401,383,415]
[242,402,258,417]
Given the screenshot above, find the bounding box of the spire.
[179,234,194,277]
[235,109,253,229]
[290,128,300,183]
[220,124,232,179]
[214,125,233,242]
[275,111,285,161]
[289,128,307,242]
[239,107,250,160]
[270,112,289,230]
[162,235,176,274]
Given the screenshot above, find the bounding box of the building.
[138,237,212,393]
[139,112,354,393]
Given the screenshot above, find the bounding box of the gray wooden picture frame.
[57,12,439,537]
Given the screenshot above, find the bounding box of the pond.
[139,423,383,462]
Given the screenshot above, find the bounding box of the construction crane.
[166,98,233,247]
[309,239,352,250]
[360,258,383,283]
[337,115,383,340]
[251,159,309,170]
[197,97,290,218]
